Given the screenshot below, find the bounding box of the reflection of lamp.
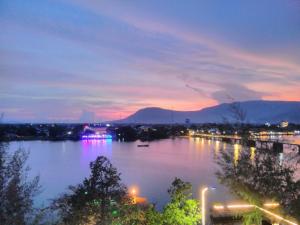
[201,186,216,225]
[250,147,256,162]
[234,144,240,166]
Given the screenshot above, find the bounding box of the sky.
[1,0,300,122]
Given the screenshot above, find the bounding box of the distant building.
[82,125,112,139]
[280,121,289,128]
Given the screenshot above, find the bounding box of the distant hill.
[116,101,300,124]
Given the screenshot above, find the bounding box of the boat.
[137,144,149,147]
[81,134,112,140]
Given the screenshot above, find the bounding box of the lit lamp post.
[130,187,138,204]
[201,186,216,225]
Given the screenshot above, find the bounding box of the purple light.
[81,134,112,140]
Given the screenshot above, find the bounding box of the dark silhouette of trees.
[0,113,4,140]
[16,125,37,137]
[140,126,169,141]
[53,156,128,224]
[228,101,247,125]
[216,147,300,222]
[48,125,65,140]
[53,156,202,225]
[221,98,250,143]
[0,143,41,225]
[115,126,138,141]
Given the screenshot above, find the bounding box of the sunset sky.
[1,0,300,122]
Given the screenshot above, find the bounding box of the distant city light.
[265,122,271,127]
[280,121,289,128]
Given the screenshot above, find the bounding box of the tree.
[53,156,127,225]
[111,204,149,225]
[144,205,163,225]
[53,158,203,225]
[216,147,300,222]
[220,97,251,147]
[228,101,247,125]
[0,143,41,225]
[116,126,138,142]
[48,125,65,140]
[162,178,201,225]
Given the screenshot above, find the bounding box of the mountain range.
[116,100,300,124]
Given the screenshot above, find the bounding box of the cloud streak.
[1,0,300,122]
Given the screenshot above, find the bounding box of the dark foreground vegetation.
[217,145,300,223]
[0,143,41,225]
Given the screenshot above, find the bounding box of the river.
[6,136,299,210]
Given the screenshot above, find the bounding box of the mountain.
[117,101,300,124]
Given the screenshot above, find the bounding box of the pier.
[190,133,300,154]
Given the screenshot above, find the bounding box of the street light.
[201,186,216,225]
[129,186,138,204]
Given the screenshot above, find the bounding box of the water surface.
[9,137,298,208]
[8,138,238,208]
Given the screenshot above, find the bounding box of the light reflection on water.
[234,143,241,166]
[250,147,256,162]
[6,137,298,209]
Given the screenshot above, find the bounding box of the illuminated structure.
[81,125,112,140]
[280,121,289,128]
[81,134,112,139]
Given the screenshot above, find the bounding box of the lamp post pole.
[201,186,216,225]
[201,187,208,225]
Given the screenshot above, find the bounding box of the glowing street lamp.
[201,186,216,225]
[131,188,136,195]
[129,186,138,204]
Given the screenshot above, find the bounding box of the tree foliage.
[53,156,128,225]
[216,146,300,221]
[161,178,201,225]
[53,157,202,225]
[0,143,41,225]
